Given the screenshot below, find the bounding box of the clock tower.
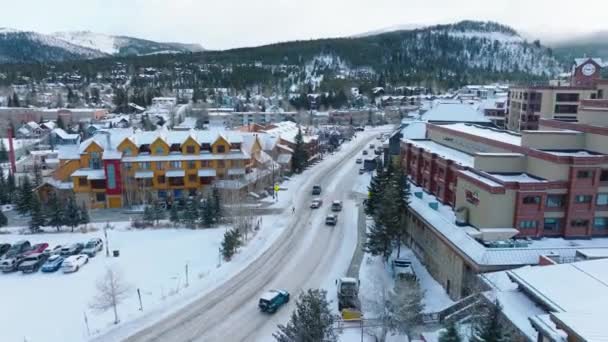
[572,58,603,87]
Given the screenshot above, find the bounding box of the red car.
[24,243,49,256]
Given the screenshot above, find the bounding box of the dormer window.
[231,143,241,150]
[155,146,165,155]
[217,145,225,153]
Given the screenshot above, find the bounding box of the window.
[155,146,165,155]
[156,162,164,171]
[599,89,604,99]
[556,93,580,102]
[107,164,116,190]
[523,196,541,205]
[546,194,566,208]
[597,194,608,206]
[217,145,225,153]
[124,163,132,170]
[217,160,225,168]
[571,219,589,228]
[554,104,578,114]
[170,161,181,169]
[594,217,608,230]
[188,174,197,183]
[78,177,87,186]
[519,220,537,229]
[139,162,151,170]
[600,170,608,182]
[187,160,196,169]
[186,145,195,154]
[95,193,106,202]
[575,195,593,204]
[123,148,132,156]
[544,218,562,231]
[89,152,101,169]
[157,175,165,184]
[577,170,593,179]
[201,160,210,167]
[201,143,211,152]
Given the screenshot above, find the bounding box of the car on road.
[362,150,368,155]
[61,255,88,273]
[356,158,362,164]
[0,243,10,257]
[392,258,416,280]
[325,214,338,226]
[369,144,375,149]
[82,238,103,257]
[41,255,65,273]
[61,243,84,256]
[24,243,49,256]
[331,201,343,212]
[358,168,366,175]
[258,289,290,313]
[312,185,322,195]
[18,253,49,273]
[310,198,323,209]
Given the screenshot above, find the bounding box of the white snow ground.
[0,216,286,342]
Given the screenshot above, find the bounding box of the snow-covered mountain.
[0,28,204,63]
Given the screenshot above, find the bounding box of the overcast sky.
[3,0,607,50]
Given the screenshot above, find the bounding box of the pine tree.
[182,199,199,228]
[79,204,90,226]
[221,229,240,260]
[64,196,81,232]
[0,140,8,162]
[365,166,388,217]
[200,195,215,227]
[471,300,511,342]
[365,220,393,261]
[32,163,43,188]
[29,195,45,232]
[169,204,180,224]
[142,205,154,226]
[152,202,165,225]
[212,188,222,222]
[273,289,336,342]
[0,210,7,227]
[46,193,64,231]
[439,321,462,342]
[12,93,20,108]
[16,176,33,215]
[7,171,16,203]
[291,127,308,174]
[0,167,7,204]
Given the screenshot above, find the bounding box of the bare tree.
[89,267,131,324]
[386,278,425,339]
[226,190,257,242]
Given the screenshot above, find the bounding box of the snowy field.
[0,216,287,342]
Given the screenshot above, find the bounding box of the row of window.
[123,143,240,156]
[519,217,608,230]
[523,193,608,207]
[134,160,242,170]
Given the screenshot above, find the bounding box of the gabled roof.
[421,102,490,123]
[574,57,605,68]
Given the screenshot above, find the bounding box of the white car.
[61,255,89,273]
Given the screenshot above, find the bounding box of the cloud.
[2,0,606,49]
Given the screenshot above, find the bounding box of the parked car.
[0,243,10,257]
[60,243,84,256]
[312,185,322,195]
[310,198,323,209]
[358,168,366,175]
[325,214,338,226]
[1,257,22,273]
[392,258,416,280]
[18,253,49,273]
[45,245,63,256]
[355,158,362,164]
[4,240,31,259]
[369,144,375,149]
[362,150,368,155]
[61,255,89,273]
[24,243,49,256]
[41,255,65,273]
[82,238,103,257]
[331,201,343,212]
[258,289,290,313]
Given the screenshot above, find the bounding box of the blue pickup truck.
[258,289,290,313]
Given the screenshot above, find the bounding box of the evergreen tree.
[365,220,393,260]
[32,163,43,188]
[7,171,16,203]
[64,196,81,232]
[142,205,154,226]
[364,166,388,217]
[0,209,6,227]
[46,193,64,231]
[12,93,20,108]
[212,188,222,222]
[291,127,308,174]
[471,300,511,342]
[273,289,336,342]
[0,140,8,162]
[0,167,7,204]
[152,202,165,225]
[16,176,33,215]
[56,117,66,130]
[169,203,180,224]
[439,321,462,342]
[200,195,215,227]
[182,199,199,228]
[28,195,45,232]
[221,228,242,260]
[79,204,90,226]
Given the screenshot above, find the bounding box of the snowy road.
[115,129,386,342]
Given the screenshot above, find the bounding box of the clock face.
[582,63,596,76]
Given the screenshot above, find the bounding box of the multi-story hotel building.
[507,58,608,131]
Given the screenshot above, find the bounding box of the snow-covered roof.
[53,128,79,140]
[421,102,490,123]
[166,170,185,178]
[408,140,474,167]
[56,145,80,160]
[574,57,605,68]
[71,169,106,180]
[102,150,123,160]
[198,169,216,177]
[487,173,547,184]
[400,121,427,140]
[227,168,246,176]
[438,123,522,146]
[277,154,292,164]
[134,171,154,179]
